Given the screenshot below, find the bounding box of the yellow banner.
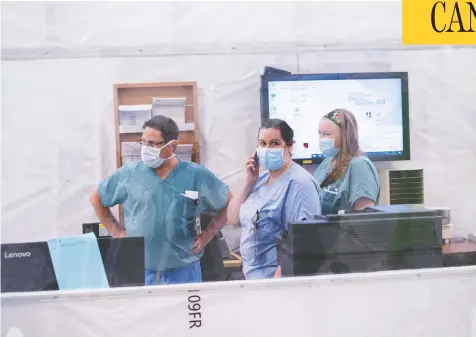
[402,0,476,45]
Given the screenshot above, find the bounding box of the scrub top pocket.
[182,195,199,235]
[254,209,278,234]
[161,189,198,241]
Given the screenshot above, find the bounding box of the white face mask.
[141,141,175,168]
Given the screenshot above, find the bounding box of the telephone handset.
[253,152,259,168]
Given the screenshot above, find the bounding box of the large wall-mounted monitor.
[260,72,410,164]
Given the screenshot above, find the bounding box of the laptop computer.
[1,241,59,293]
[1,237,145,293]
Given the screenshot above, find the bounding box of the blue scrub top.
[98,160,229,272]
[239,162,322,279]
[314,155,380,215]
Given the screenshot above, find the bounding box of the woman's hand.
[245,152,259,186]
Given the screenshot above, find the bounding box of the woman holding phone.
[227,119,322,280]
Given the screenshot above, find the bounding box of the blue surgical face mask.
[256,148,286,171]
[141,142,175,168]
[319,137,339,157]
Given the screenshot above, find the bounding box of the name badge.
[196,215,201,235]
[324,186,339,195]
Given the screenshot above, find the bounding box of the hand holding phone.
[245,151,259,186]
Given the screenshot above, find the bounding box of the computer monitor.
[276,205,443,277]
[97,237,145,287]
[260,72,410,164]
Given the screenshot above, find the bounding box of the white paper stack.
[121,141,142,165]
[176,144,193,162]
[119,104,152,125]
[152,97,186,124]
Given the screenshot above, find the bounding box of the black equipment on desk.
[199,212,226,282]
[98,237,145,287]
[198,212,243,282]
[82,222,111,238]
[1,237,145,293]
[276,205,444,277]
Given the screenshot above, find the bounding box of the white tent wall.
[1,2,402,55]
[1,2,476,244]
[2,267,476,337]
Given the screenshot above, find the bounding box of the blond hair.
[320,109,362,188]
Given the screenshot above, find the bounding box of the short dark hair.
[259,118,294,146]
[143,115,179,143]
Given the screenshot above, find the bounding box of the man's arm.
[204,190,233,236]
[90,189,125,237]
[191,189,233,255]
[90,166,129,238]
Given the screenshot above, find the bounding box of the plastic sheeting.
[1,2,404,59]
[2,266,476,337]
[1,2,476,244]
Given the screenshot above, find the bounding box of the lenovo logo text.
[4,252,31,259]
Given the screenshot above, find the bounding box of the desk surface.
[223,252,242,269]
[443,241,476,254]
